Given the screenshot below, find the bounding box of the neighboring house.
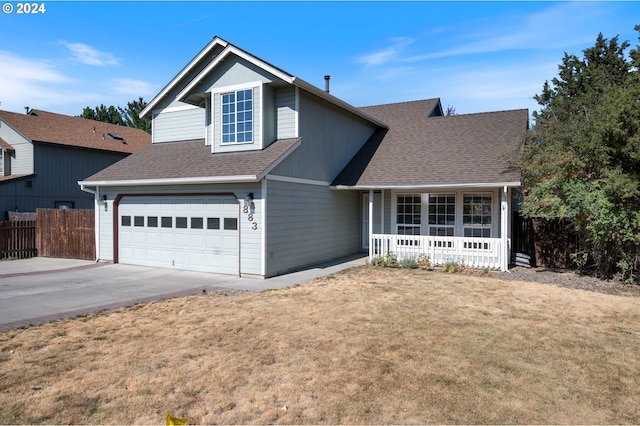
[79,36,527,277]
[0,109,151,219]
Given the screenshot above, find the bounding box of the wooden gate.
[36,209,95,260]
[0,220,37,259]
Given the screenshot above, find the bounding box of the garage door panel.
[119,196,239,274]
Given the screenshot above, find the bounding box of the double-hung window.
[428,194,455,236]
[463,194,492,237]
[396,194,421,235]
[222,88,253,144]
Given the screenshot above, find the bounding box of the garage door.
[118,196,239,274]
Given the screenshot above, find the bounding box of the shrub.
[417,254,433,270]
[401,257,419,269]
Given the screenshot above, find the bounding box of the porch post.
[380,189,384,234]
[369,189,374,259]
[500,186,509,272]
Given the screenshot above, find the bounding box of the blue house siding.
[264,178,361,277]
[270,91,377,181]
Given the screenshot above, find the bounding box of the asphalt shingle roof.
[83,138,300,183]
[0,109,150,154]
[0,137,13,150]
[333,100,528,187]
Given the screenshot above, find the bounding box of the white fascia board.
[140,37,229,119]
[292,78,389,129]
[78,175,259,188]
[331,181,522,190]
[177,45,295,103]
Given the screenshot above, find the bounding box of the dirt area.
[493,266,640,297]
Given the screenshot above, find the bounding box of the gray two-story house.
[0,109,150,219]
[80,36,527,277]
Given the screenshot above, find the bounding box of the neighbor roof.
[0,137,14,151]
[80,138,301,186]
[332,101,528,188]
[0,109,151,154]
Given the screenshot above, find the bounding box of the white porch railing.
[370,234,506,270]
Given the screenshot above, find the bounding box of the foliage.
[371,251,399,268]
[517,26,640,281]
[442,260,466,273]
[417,254,434,270]
[400,257,419,269]
[79,97,151,134]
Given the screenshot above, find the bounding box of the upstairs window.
[222,89,253,144]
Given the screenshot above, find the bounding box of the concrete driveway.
[0,255,366,331]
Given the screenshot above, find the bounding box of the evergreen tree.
[517,27,640,281]
[79,97,150,134]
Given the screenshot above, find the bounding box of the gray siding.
[0,144,126,217]
[270,91,377,181]
[152,106,205,143]
[96,183,263,275]
[265,178,361,277]
[275,86,296,140]
[0,121,33,175]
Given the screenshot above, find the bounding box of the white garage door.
[118,196,239,275]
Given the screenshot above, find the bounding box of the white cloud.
[110,78,156,97]
[356,37,414,66]
[61,42,120,66]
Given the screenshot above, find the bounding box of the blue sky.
[1,1,639,118]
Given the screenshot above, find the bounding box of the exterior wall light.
[244,192,255,214]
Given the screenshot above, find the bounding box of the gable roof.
[140,36,387,129]
[0,109,151,154]
[80,138,300,186]
[332,100,528,188]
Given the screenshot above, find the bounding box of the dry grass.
[1,267,640,424]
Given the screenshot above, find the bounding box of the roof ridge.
[360,98,441,109]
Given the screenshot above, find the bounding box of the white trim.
[141,37,229,118]
[177,46,293,104]
[294,86,300,137]
[368,189,374,260]
[261,178,267,277]
[265,174,330,187]
[154,104,201,114]
[332,181,521,190]
[79,175,259,187]
[214,82,262,147]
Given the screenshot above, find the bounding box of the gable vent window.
[222,89,253,144]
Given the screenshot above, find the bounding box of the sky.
[1,1,639,119]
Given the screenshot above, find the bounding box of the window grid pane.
[428,194,455,235]
[221,88,253,144]
[463,194,492,238]
[396,194,421,235]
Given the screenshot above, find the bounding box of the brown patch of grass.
[1,267,640,424]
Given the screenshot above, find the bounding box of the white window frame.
[462,193,493,238]
[396,193,422,235]
[221,88,253,144]
[212,81,261,148]
[427,193,455,237]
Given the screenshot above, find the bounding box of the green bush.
[400,257,419,269]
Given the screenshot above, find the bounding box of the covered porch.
[362,185,516,272]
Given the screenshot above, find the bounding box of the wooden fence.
[36,209,95,260]
[0,220,37,259]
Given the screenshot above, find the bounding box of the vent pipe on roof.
[24,106,30,115]
[324,75,330,93]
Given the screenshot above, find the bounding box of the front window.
[463,194,492,238]
[396,194,421,235]
[428,194,455,236]
[222,89,253,144]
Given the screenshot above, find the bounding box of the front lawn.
[1,267,639,424]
